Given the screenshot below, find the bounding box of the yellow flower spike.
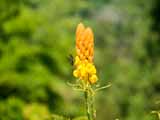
[73,23,98,84]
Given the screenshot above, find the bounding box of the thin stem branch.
[95,84,111,92]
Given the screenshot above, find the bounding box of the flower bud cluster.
[73,23,98,84]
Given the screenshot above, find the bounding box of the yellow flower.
[74,56,81,66]
[90,75,98,84]
[73,23,98,84]
[73,70,79,78]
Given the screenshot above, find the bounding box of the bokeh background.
[0,0,160,120]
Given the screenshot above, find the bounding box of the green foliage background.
[0,0,159,120]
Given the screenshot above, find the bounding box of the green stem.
[158,112,160,120]
[84,89,96,120]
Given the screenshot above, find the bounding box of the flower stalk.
[84,87,96,120]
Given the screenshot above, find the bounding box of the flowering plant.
[69,23,111,120]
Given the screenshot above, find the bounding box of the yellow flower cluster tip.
[73,23,98,84]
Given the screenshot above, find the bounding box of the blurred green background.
[0,0,160,120]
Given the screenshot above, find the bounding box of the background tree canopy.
[0,0,159,120]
